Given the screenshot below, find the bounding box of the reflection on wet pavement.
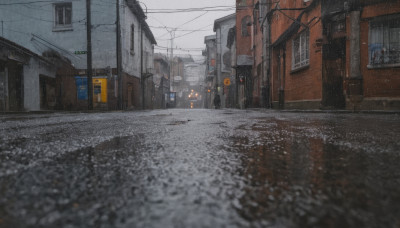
[0,110,399,227]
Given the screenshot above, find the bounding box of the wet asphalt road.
[0,109,399,228]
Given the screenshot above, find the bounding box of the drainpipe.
[141,22,144,110]
[280,46,286,108]
[267,12,272,108]
[348,10,363,110]
[219,28,223,108]
[260,3,266,108]
[252,0,256,107]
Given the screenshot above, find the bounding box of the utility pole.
[169,30,176,92]
[141,23,145,110]
[116,0,123,110]
[86,0,93,110]
[136,1,148,110]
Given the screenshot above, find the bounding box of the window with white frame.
[130,24,135,54]
[369,14,400,67]
[54,3,72,29]
[292,30,309,70]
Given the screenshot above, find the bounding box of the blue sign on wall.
[170,92,175,101]
[75,77,88,100]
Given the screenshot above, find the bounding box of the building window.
[292,30,310,70]
[54,3,72,30]
[130,24,135,54]
[241,16,251,37]
[238,0,247,7]
[369,14,400,67]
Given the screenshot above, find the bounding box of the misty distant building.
[203,35,217,109]
[214,13,236,109]
[153,53,170,109]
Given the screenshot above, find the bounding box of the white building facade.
[213,14,236,109]
[0,0,156,111]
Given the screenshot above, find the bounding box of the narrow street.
[0,110,399,228]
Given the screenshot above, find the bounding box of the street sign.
[224,78,231,86]
[75,77,88,100]
[74,51,88,55]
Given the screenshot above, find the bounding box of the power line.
[148,5,235,11]
[150,27,209,32]
[178,12,208,27]
[174,24,214,39]
[0,1,54,6]
[154,11,211,39]
[147,8,236,14]
[155,45,204,52]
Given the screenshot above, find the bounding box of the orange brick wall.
[270,1,323,103]
[271,48,281,102]
[253,0,264,104]
[360,3,400,98]
[236,0,253,56]
[284,24,323,102]
[270,0,312,44]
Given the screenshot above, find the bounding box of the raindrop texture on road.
[0,109,399,228]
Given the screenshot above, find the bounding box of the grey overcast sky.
[142,0,235,61]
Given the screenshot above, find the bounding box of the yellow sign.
[93,78,108,103]
[224,78,231,86]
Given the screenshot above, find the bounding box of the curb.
[277,109,400,115]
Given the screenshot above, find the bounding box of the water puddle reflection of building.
[230,118,400,227]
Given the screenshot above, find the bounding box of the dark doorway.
[127,83,134,109]
[40,75,56,110]
[322,38,346,109]
[7,62,24,111]
[237,66,252,109]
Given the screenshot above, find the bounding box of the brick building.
[268,0,323,109]
[347,0,400,110]
[236,0,255,108]
[266,0,400,110]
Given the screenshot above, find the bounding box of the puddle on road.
[54,135,146,166]
[229,118,400,227]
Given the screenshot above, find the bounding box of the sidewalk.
[250,108,400,115]
[0,109,126,116]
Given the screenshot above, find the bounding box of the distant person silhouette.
[214,94,221,109]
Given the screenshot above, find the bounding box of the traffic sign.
[224,78,231,86]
